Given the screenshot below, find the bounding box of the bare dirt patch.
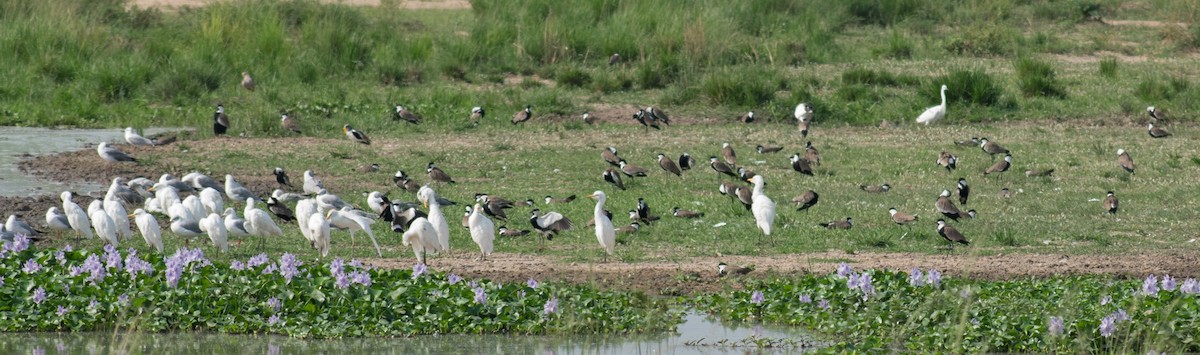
[1105,20,1187,28]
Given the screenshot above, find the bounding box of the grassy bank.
[0,0,1198,132]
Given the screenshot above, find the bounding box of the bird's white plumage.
[61,191,93,239]
[222,208,251,237]
[367,191,387,214]
[294,199,318,242]
[468,204,495,259]
[402,217,442,264]
[89,209,118,246]
[199,188,224,215]
[794,103,812,122]
[103,198,132,240]
[916,85,948,125]
[748,175,776,236]
[46,207,72,232]
[182,195,206,223]
[124,127,154,146]
[307,214,331,257]
[303,170,324,195]
[97,142,136,163]
[153,185,181,214]
[244,198,283,237]
[271,189,306,203]
[418,186,451,252]
[200,213,229,253]
[327,209,382,257]
[224,175,255,202]
[131,209,163,253]
[590,191,616,259]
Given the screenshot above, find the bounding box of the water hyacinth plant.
[0,246,680,337]
[689,266,1200,352]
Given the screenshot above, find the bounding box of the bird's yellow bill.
[325,210,334,219]
[127,214,135,218]
[745,178,753,182]
[148,186,156,192]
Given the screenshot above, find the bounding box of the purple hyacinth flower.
[1143,274,1159,296]
[1182,278,1199,294]
[1161,275,1177,292]
[56,305,69,317]
[1099,315,1116,337]
[230,260,245,271]
[55,250,66,265]
[32,287,46,305]
[267,297,281,313]
[750,291,765,305]
[846,273,860,290]
[1101,295,1111,305]
[22,258,41,274]
[909,268,924,287]
[248,253,269,268]
[527,278,539,289]
[798,294,812,303]
[926,269,942,287]
[117,293,129,306]
[836,263,853,278]
[350,270,371,287]
[1048,316,1064,336]
[817,299,830,310]
[268,314,280,326]
[329,258,344,277]
[858,273,875,297]
[474,287,488,305]
[543,297,559,315]
[448,274,462,285]
[1114,308,1129,322]
[278,253,300,284]
[412,263,427,279]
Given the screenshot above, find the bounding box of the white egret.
[747,175,776,241]
[418,186,451,253]
[587,191,616,263]
[307,214,331,257]
[326,209,383,257]
[89,209,119,246]
[103,198,132,240]
[130,209,163,253]
[402,217,442,265]
[199,188,224,215]
[916,85,948,125]
[61,191,92,239]
[224,175,256,202]
[467,204,495,261]
[182,195,206,222]
[124,127,155,146]
[199,213,229,253]
[294,199,318,242]
[244,198,283,250]
[151,185,181,213]
[88,200,104,217]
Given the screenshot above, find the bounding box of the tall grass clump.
[845,0,925,26]
[945,24,1018,56]
[1134,76,1191,102]
[931,70,1004,107]
[700,67,780,107]
[1015,57,1067,98]
[1098,57,1118,79]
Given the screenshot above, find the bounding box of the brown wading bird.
[603,168,625,190]
[1025,168,1054,177]
[999,187,1012,199]
[1146,106,1167,122]
[956,137,981,147]
[819,217,853,229]
[935,189,962,221]
[979,138,1009,160]
[582,112,596,125]
[213,104,230,136]
[427,162,456,184]
[793,190,819,212]
[608,53,621,66]
[984,154,1012,177]
[756,144,782,154]
[739,111,756,124]
[544,195,576,204]
[644,106,670,126]
[673,207,704,218]
[734,186,753,211]
[717,262,754,277]
[616,222,640,234]
[1116,149,1135,174]
[343,124,371,145]
[1103,191,1118,214]
[356,164,380,173]
[718,182,739,201]
[280,113,301,134]
[498,226,530,237]
[790,154,814,176]
[804,141,821,166]
[619,160,648,178]
[633,109,660,130]
[678,153,696,171]
[889,207,918,227]
[721,143,737,166]
[1148,123,1171,138]
[602,147,621,166]
[737,167,757,182]
[658,153,682,177]
[937,219,970,249]
[798,119,812,138]
[710,157,737,178]
[937,151,957,173]
[241,71,256,91]
[860,183,890,193]
[512,105,532,124]
[393,105,422,124]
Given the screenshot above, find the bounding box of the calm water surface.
[0,127,178,196]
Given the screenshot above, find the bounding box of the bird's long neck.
[594,197,607,219]
[940,87,947,107]
[753,181,765,196]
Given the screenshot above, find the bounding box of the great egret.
[182,196,206,223]
[199,188,224,215]
[747,175,776,241]
[60,191,92,239]
[326,209,383,257]
[307,214,331,257]
[402,217,442,264]
[124,127,155,146]
[89,209,118,246]
[224,175,256,202]
[418,186,451,253]
[103,198,132,240]
[468,204,495,261]
[244,197,283,250]
[199,213,229,253]
[587,191,616,263]
[151,185,181,213]
[916,85,948,125]
[130,209,163,253]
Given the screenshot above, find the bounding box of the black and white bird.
[498,226,530,237]
[619,160,649,178]
[616,222,640,235]
[343,124,371,145]
[1117,149,1135,174]
[678,153,696,171]
[393,105,422,124]
[635,197,656,224]
[603,168,625,190]
[1103,191,1119,214]
[266,197,295,222]
[645,106,670,126]
[608,53,621,66]
[602,147,622,167]
[512,105,532,124]
[427,162,456,184]
[937,151,957,173]
[673,207,704,218]
[756,144,783,154]
[545,195,576,204]
[859,183,890,193]
[470,106,485,125]
[657,153,682,177]
[819,217,853,230]
[804,141,821,166]
[213,104,230,136]
[790,154,814,176]
[582,112,596,125]
[529,209,572,240]
[889,208,918,227]
[281,113,301,134]
[710,157,737,178]
[739,111,756,123]
[717,262,755,277]
[979,138,1009,160]
[956,178,970,205]
[273,167,292,188]
[936,219,969,248]
[793,190,819,212]
[935,189,962,221]
[984,154,1012,176]
[1147,106,1167,122]
[1148,123,1171,138]
[737,167,757,182]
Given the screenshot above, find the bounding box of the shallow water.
[0,126,177,197]
[0,313,822,354]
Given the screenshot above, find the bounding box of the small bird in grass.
[658,153,682,177]
[984,154,1012,176]
[739,111,756,124]
[1104,191,1119,214]
[498,226,530,237]
[211,104,230,136]
[470,106,485,126]
[281,113,301,134]
[916,85,948,125]
[955,137,981,147]
[97,142,137,164]
[747,175,775,239]
[819,217,853,229]
[804,141,821,166]
[793,190,819,212]
[710,157,737,178]
[1148,123,1171,138]
[241,72,256,91]
[530,209,573,241]
[756,144,783,154]
[679,153,696,171]
[717,262,754,277]
[966,209,977,219]
[737,167,757,182]
[734,186,754,210]
[790,154,814,176]
[393,105,422,124]
[603,168,625,190]
[427,162,456,184]
[619,160,649,178]
[356,163,380,173]
[937,151,957,173]
[860,183,890,193]
[645,106,670,126]
[582,112,596,125]
[673,207,704,218]
[266,197,295,222]
[936,219,969,248]
[935,189,962,221]
[343,124,371,145]
[956,178,970,205]
[274,167,292,188]
[1025,168,1054,177]
[1117,149,1135,174]
[721,143,737,166]
[632,109,660,130]
[512,105,532,124]
[545,195,577,204]
[980,138,1009,160]
[602,147,622,167]
[608,53,621,66]
[1147,106,1167,122]
[634,198,659,224]
[616,222,640,234]
[889,208,918,226]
